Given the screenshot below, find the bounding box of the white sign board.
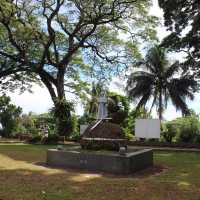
[80,124,88,135]
[135,119,160,139]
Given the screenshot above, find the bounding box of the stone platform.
[47,148,153,174]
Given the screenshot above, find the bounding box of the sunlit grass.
[0,144,200,200]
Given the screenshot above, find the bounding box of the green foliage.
[107,92,129,125]
[28,135,42,144]
[42,134,60,145]
[159,0,200,75]
[50,99,78,136]
[126,45,198,119]
[69,114,79,140]
[34,112,56,135]
[162,122,177,143]
[162,114,200,144]
[176,116,200,143]
[16,114,38,135]
[13,122,26,135]
[0,95,22,137]
[78,113,93,125]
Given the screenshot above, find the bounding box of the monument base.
[47,148,153,174]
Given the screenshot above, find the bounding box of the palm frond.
[168,77,198,100]
[168,87,189,115]
[126,72,154,101]
[145,45,168,73]
[165,61,180,78]
[136,89,152,111]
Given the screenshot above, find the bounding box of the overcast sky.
[7,0,200,120]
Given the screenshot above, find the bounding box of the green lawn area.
[0,144,200,200]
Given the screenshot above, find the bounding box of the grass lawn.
[0,144,200,200]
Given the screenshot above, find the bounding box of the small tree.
[0,95,22,137]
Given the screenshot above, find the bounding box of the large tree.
[158,0,200,75]
[0,0,157,135]
[126,45,198,119]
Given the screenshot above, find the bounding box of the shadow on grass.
[35,160,168,179]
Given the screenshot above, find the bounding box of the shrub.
[161,114,200,144]
[42,134,59,144]
[194,134,200,144]
[122,127,134,140]
[28,135,41,144]
[162,122,177,143]
[0,129,5,137]
[179,125,197,143]
[177,116,200,143]
[14,123,26,135]
[70,132,81,141]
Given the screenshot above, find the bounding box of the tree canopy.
[0,0,157,95]
[158,0,200,75]
[0,0,157,135]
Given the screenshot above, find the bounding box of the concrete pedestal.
[47,148,153,174]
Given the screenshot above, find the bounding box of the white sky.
[7,0,200,121]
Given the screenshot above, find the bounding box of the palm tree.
[126,45,198,119]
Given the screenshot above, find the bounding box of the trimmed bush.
[42,134,59,144]
[28,135,41,143]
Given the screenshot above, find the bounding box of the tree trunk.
[54,68,72,136]
[54,98,72,136]
[39,68,72,137]
[158,87,163,120]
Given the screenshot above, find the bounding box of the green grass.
[0,144,200,200]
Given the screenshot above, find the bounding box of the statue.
[96,91,108,120]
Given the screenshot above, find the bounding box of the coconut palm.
[126,45,198,119]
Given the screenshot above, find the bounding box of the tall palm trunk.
[158,86,163,120]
